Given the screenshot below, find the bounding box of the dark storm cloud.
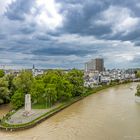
[0,34,6,40]
[58,0,140,42]
[34,34,53,41]
[134,41,140,46]
[19,25,36,34]
[32,45,97,57]
[121,30,140,41]
[60,0,110,36]
[5,0,35,21]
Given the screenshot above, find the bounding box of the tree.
[43,70,62,84]
[44,84,57,107]
[136,70,140,78]
[43,70,73,101]
[11,90,24,109]
[5,74,15,96]
[0,70,5,78]
[9,69,85,109]
[10,70,33,109]
[66,69,84,97]
[31,79,45,104]
[58,79,73,101]
[43,70,63,100]
[13,70,33,94]
[0,77,10,104]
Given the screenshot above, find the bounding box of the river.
[0,82,140,140]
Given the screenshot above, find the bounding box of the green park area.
[0,69,84,110]
[0,69,86,130]
[0,69,139,131]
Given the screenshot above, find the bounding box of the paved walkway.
[6,103,61,125]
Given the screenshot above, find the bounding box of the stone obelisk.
[23,94,33,116]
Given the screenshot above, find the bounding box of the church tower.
[32,64,35,76]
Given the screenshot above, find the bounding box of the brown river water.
[0,82,140,140]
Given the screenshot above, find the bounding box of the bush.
[136,84,140,97]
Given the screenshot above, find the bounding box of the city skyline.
[0,0,140,69]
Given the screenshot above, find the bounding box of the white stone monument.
[25,94,31,112]
[23,94,33,116]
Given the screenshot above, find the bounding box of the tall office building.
[85,58,104,72]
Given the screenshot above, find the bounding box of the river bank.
[0,104,11,119]
[0,97,83,131]
[0,81,138,131]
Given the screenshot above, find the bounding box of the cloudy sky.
[0,0,140,69]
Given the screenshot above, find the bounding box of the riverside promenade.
[0,97,81,131]
[6,104,61,125]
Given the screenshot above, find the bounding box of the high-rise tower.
[85,58,104,72]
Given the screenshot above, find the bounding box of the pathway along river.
[0,82,140,140]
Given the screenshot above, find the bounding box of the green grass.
[32,103,48,109]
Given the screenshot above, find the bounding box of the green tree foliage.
[13,70,33,94]
[136,84,140,97]
[58,79,73,101]
[44,84,57,107]
[31,79,45,104]
[43,70,73,101]
[0,77,10,104]
[11,90,24,109]
[8,69,84,109]
[11,70,33,109]
[5,74,15,96]
[136,70,140,78]
[43,70,63,99]
[65,69,84,96]
[0,70,5,78]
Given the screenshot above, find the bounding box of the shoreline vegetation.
[135,84,140,103]
[135,84,140,97]
[0,69,139,131]
[0,80,136,131]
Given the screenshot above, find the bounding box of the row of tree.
[0,69,84,109]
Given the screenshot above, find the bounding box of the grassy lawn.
[32,103,49,109]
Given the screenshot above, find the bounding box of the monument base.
[23,111,34,117]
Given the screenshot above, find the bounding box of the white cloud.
[96,6,139,35]
[26,0,63,31]
[115,53,135,61]
[0,0,15,15]
[54,34,134,47]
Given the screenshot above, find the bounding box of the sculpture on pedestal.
[25,94,31,112]
[23,94,33,116]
